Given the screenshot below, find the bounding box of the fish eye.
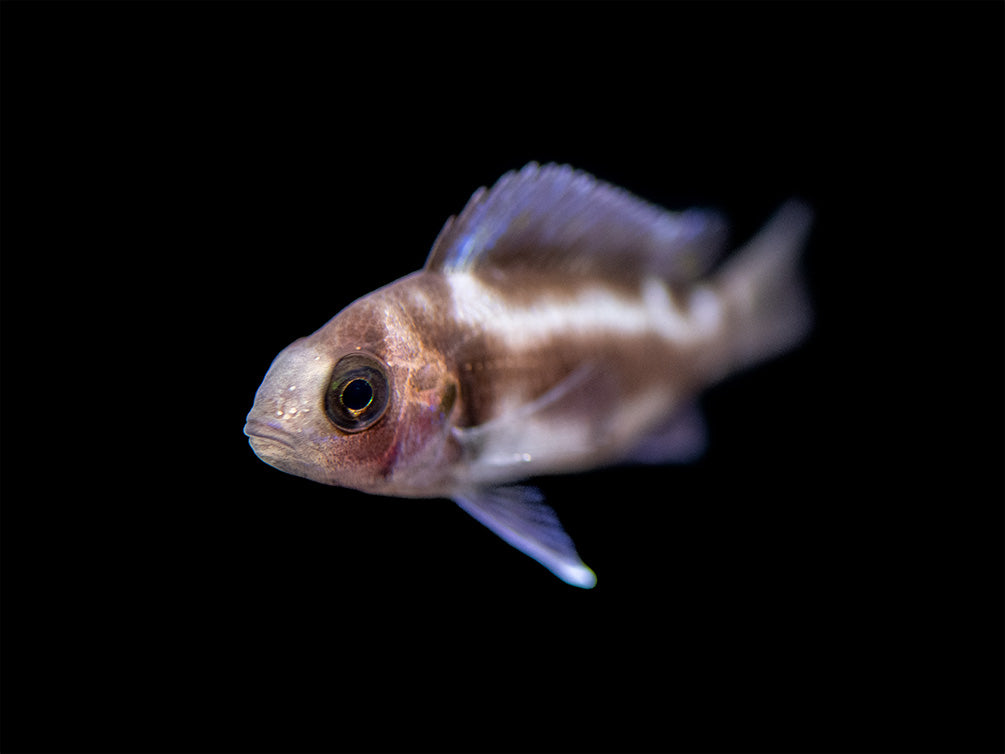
[325,353,390,432]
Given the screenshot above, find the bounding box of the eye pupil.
[341,379,373,412]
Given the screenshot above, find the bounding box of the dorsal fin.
[424,162,728,284]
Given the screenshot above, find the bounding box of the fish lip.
[244,420,295,450]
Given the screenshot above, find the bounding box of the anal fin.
[453,486,597,588]
[627,403,708,464]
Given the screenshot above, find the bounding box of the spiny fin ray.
[425,162,728,284]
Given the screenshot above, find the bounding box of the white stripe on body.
[447,272,723,350]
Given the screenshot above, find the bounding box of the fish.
[244,162,813,588]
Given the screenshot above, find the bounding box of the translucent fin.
[713,199,814,374]
[425,163,728,285]
[627,403,708,464]
[453,486,597,588]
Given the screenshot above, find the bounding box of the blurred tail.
[711,200,814,377]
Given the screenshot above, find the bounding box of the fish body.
[244,163,813,587]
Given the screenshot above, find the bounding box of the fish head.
[244,291,460,496]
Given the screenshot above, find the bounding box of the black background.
[2,2,1002,753]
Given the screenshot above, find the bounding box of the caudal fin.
[712,200,814,376]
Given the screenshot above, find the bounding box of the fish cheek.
[321,418,400,487]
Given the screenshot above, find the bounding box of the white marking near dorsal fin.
[446,273,720,351]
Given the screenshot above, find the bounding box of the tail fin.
[712,200,814,376]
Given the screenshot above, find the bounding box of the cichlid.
[244,163,813,588]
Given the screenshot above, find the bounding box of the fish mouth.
[244,420,295,450]
[244,419,326,483]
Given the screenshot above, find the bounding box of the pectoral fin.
[452,486,597,588]
[451,364,606,471]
